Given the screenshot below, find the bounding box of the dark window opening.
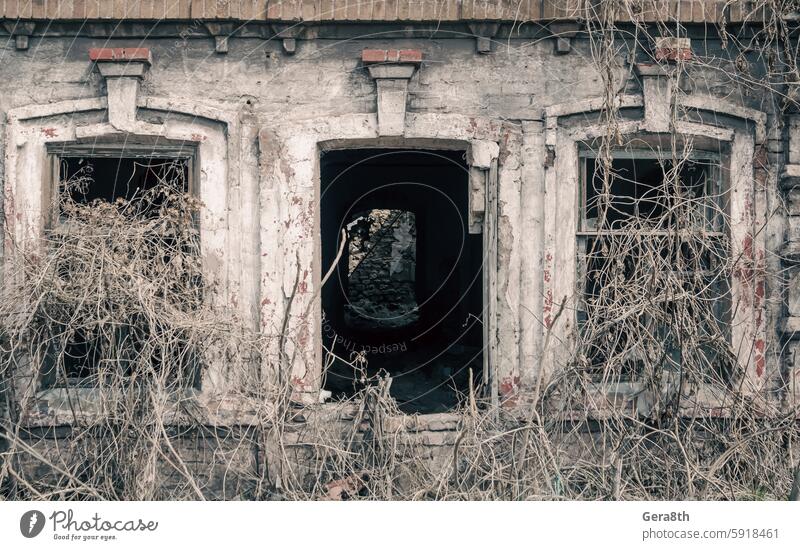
[59,156,189,218]
[45,323,201,388]
[582,156,724,232]
[321,149,483,413]
[580,234,732,380]
[41,151,200,389]
[578,153,732,382]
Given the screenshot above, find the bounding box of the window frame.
[45,140,199,230]
[575,144,733,380]
[577,148,727,235]
[40,139,202,389]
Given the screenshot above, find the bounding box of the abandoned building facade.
[1,1,800,499]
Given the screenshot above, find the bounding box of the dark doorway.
[321,149,483,413]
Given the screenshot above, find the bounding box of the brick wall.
[0,1,771,23]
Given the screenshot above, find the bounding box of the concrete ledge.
[781,164,800,190]
[783,317,800,340]
[782,241,800,266]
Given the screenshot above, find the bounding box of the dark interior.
[59,156,189,215]
[320,149,483,413]
[344,208,419,331]
[585,157,710,229]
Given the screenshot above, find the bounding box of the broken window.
[321,149,483,413]
[577,149,733,383]
[57,155,191,219]
[40,145,201,388]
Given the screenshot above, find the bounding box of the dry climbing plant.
[2,0,800,500]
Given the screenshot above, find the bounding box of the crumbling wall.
[346,209,418,329]
[1,6,799,500]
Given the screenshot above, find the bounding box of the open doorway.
[320,149,483,413]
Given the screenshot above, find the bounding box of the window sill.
[21,390,466,429]
[24,386,204,427]
[579,381,768,419]
[22,384,776,428]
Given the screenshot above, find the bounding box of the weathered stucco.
[0,11,796,428]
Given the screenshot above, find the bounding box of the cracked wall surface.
[0,8,798,499]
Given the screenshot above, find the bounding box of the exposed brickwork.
[654,37,693,62]
[362,48,423,64]
[0,1,770,23]
[655,47,693,62]
[89,47,152,64]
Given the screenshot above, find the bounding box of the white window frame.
[537,112,767,411]
[3,95,234,425]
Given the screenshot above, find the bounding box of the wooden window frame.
[45,140,199,229]
[575,145,733,380]
[40,139,202,389]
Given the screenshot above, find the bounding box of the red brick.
[362,49,388,63]
[397,49,422,62]
[655,47,692,62]
[88,47,152,63]
[362,48,422,64]
[653,37,692,63]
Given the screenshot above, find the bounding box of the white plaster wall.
[0,33,784,415]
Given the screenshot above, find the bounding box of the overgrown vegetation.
[2,0,800,500]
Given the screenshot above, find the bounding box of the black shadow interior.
[320,149,483,413]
